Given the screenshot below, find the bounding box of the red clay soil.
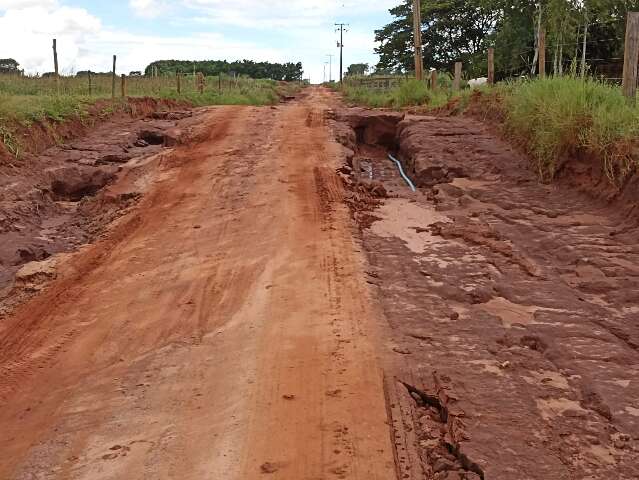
[2,87,638,480]
[1,98,190,160]
[0,102,198,316]
[0,88,395,480]
[335,110,639,479]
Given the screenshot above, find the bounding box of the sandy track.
[0,88,395,479]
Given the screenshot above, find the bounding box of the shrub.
[499,76,639,182]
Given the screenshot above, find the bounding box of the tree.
[346,63,369,76]
[0,58,20,74]
[375,0,501,77]
[144,60,303,81]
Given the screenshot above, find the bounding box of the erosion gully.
[0,87,638,480]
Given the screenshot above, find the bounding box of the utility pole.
[335,23,348,84]
[323,61,328,83]
[327,54,334,82]
[412,0,424,81]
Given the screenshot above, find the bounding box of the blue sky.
[0,0,397,82]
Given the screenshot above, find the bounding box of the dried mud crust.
[0,107,202,316]
[334,110,639,479]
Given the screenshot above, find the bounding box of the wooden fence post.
[176,70,181,94]
[88,70,92,96]
[430,70,437,90]
[218,75,222,91]
[538,28,546,78]
[453,62,462,91]
[488,48,495,85]
[622,12,639,102]
[121,74,127,97]
[52,39,60,95]
[111,55,117,99]
[412,0,424,81]
[197,73,204,94]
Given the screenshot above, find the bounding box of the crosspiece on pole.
[622,12,639,102]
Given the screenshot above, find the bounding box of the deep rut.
[336,109,639,479]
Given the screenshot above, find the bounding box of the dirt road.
[337,111,639,479]
[0,89,396,479]
[3,87,639,480]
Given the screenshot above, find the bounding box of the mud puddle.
[331,108,639,479]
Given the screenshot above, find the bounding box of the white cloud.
[128,0,171,19]
[0,0,393,82]
[0,5,101,72]
[0,2,283,75]
[181,0,396,29]
[0,0,57,9]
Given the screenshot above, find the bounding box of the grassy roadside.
[0,78,283,123]
[338,76,639,184]
[340,78,451,109]
[498,77,639,182]
[0,78,299,158]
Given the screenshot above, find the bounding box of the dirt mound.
[460,90,639,222]
[553,149,639,222]
[396,115,518,188]
[47,166,116,201]
[0,97,190,164]
[0,103,204,316]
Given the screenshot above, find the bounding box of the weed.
[0,125,19,157]
[341,78,450,109]
[342,74,639,185]
[498,76,639,182]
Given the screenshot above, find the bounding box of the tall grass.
[0,74,281,124]
[341,74,639,184]
[342,78,450,109]
[499,76,639,181]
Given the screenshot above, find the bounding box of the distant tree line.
[375,0,639,79]
[0,56,301,81]
[144,60,304,81]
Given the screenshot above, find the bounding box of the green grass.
[0,74,288,158]
[342,78,450,109]
[0,93,92,123]
[0,74,283,125]
[339,74,639,184]
[497,76,639,182]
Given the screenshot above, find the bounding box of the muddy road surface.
[0,89,395,479]
[2,87,638,480]
[337,110,639,479]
